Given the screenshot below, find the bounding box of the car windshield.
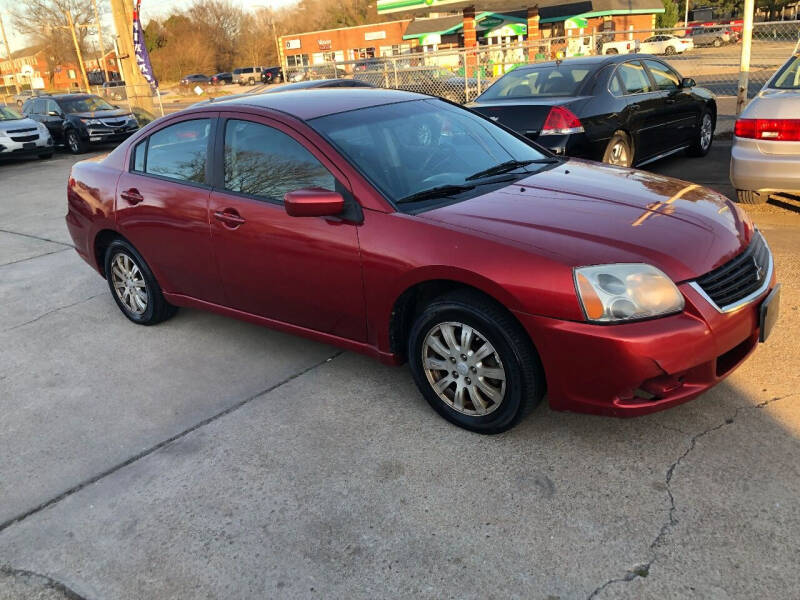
[0,106,24,120]
[309,99,553,210]
[771,55,800,89]
[60,96,116,113]
[478,64,591,99]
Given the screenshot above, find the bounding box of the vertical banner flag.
[133,0,158,88]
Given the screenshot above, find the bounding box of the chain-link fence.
[283,20,800,126]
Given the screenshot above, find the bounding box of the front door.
[208,114,366,342]
[642,59,700,149]
[116,115,225,304]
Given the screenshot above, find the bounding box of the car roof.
[198,88,425,120]
[48,94,95,101]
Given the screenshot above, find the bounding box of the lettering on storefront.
[365,30,387,41]
[285,39,301,50]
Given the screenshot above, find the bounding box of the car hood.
[68,109,132,119]
[420,159,753,283]
[0,117,42,133]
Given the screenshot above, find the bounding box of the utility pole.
[736,0,755,115]
[65,9,91,91]
[0,12,20,95]
[92,0,110,83]
[109,0,153,112]
[684,0,690,28]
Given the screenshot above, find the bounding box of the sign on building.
[285,39,301,50]
[364,30,387,41]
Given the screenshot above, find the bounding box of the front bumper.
[0,134,53,158]
[730,136,800,194]
[81,126,137,145]
[515,275,778,417]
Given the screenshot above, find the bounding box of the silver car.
[731,49,800,203]
[0,104,54,161]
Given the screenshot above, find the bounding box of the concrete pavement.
[0,144,798,600]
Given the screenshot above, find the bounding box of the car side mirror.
[681,77,696,88]
[284,188,345,217]
[47,110,60,117]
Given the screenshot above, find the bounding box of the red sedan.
[66,89,780,433]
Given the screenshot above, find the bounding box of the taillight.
[735,118,800,141]
[541,106,584,136]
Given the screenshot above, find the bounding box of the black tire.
[407,290,545,434]
[713,37,722,47]
[605,48,619,55]
[736,190,766,204]
[687,109,715,157]
[665,45,676,55]
[65,130,85,154]
[602,131,633,167]
[104,238,177,325]
[248,77,255,85]
[38,152,54,160]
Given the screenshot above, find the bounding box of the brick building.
[279,19,414,71]
[1,45,118,93]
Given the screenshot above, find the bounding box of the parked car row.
[180,66,284,88]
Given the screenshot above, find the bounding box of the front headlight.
[80,118,103,126]
[574,264,684,323]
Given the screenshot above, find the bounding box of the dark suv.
[22,94,140,154]
[261,66,283,84]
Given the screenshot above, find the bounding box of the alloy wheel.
[608,141,629,166]
[700,113,713,150]
[110,252,148,315]
[421,321,506,416]
[68,132,80,153]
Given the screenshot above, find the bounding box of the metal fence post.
[736,0,756,115]
[393,57,398,89]
[463,49,468,101]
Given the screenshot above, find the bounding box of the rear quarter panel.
[66,157,122,273]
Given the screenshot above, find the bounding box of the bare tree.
[11,0,97,85]
[187,0,244,72]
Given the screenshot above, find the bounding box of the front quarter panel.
[358,209,583,353]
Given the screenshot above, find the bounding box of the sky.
[0,0,299,53]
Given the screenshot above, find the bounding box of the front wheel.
[605,48,619,55]
[248,77,255,85]
[603,131,633,167]
[105,239,177,325]
[665,45,676,55]
[65,130,85,154]
[713,38,722,47]
[407,290,544,433]
[687,110,714,157]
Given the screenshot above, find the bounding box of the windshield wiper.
[465,158,559,181]
[396,183,476,205]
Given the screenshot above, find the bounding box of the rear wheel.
[407,290,544,434]
[104,239,177,325]
[665,45,676,55]
[603,131,633,167]
[687,110,714,157]
[736,190,767,204]
[248,77,255,85]
[605,48,619,55]
[713,37,722,47]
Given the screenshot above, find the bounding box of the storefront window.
[354,47,376,59]
[286,54,310,67]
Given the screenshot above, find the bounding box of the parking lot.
[1,138,799,599]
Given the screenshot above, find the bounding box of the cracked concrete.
[1,146,798,599]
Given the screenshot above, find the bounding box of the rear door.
[207,113,366,341]
[612,60,665,161]
[116,114,224,304]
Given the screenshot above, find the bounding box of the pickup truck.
[600,39,640,55]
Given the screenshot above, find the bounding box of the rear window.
[771,55,800,89]
[479,65,591,99]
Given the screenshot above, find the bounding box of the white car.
[0,104,54,161]
[639,34,694,55]
[731,50,800,203]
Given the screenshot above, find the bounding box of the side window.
[609,72,623,95]
[132,141,146,172]
[223,119,336,203]
[141,119,210,183]
[45,100,60,115]
[644,60,680,91]
[617,62,652,94]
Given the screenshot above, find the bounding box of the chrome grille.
[694,232,771,311]
[101,119,127,128]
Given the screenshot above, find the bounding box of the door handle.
[120,188,144,204]
[629,104,641,111]
[213,209,246,228]
[665,97,676,104]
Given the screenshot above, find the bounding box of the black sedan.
[468,55,716,168]
[211,72,233,85]
[180,74,211,87]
